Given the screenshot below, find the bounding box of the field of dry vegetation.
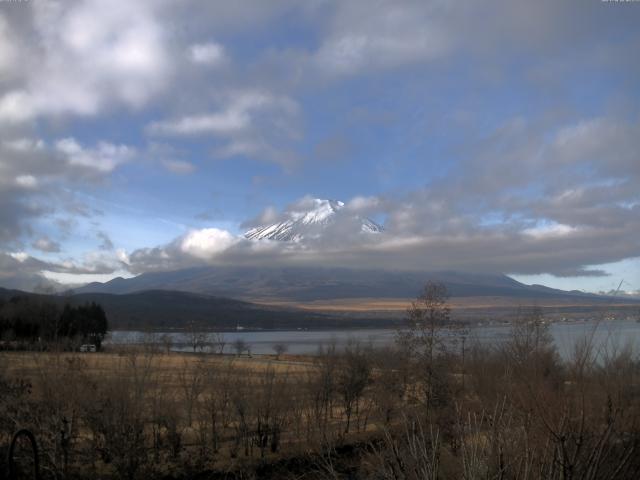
[1,285,639,479]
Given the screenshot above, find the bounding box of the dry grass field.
[1,350,315,379]
[261,296,639,313]
[0,346,385,478]
[2,312,640,479]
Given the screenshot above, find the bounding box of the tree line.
[0,295,109,349]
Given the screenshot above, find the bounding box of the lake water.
[106,318,640,360]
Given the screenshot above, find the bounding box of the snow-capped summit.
[245,198,383,241]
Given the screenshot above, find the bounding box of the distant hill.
[0,287,390,330]
[72,266,625,306]
[4,275,637,332]
[69,290,344,330]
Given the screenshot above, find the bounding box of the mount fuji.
[71,198,638,317]
[245,199,383,242]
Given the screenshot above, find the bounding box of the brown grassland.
[1,287,639,479]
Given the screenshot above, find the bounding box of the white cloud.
[551,118,639,176]
[10,252,29,263]
[522,222,577,239]
[189,42,226,65]
[316,28,450,76]
[42,270,134,285]
[148,90,300,167]
[149,91,296,136]
[313,0,455,76]
[55,138,135,173]
[32,236,61,253]
[180,228,238,260]
[15,175,38,189]
[346,196,381,213]
[0,91,35,124]
[3,138,45,152]
[0,0,170,124]
[149,111,250,136]
[116,249,130,265]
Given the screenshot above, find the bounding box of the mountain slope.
[245,199,383,241]
[71,266,630,307]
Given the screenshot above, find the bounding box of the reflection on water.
[106,319,640,359]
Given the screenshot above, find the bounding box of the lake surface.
[106,318,640,360]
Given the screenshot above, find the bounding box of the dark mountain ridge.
[72,266,629,305]
[0,287,386,330]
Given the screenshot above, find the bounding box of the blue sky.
[0,0,639,294]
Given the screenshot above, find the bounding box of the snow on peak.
[245,198,382,241]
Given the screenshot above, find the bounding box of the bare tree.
[187,321,207,353]
[233,338,248,357]
[505,306,559,383]
[178,357,205,426]
[307,341,339,444]
[398,281,451,410]
[337,341,371,433]
[272,342,288,359]
[211,332,226,354]
[160,334,173,355]
[367,416,441,480]
[370,346,411,424]
[82,352,155,479]
[254,367,292,456]
[202,361,235,454]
